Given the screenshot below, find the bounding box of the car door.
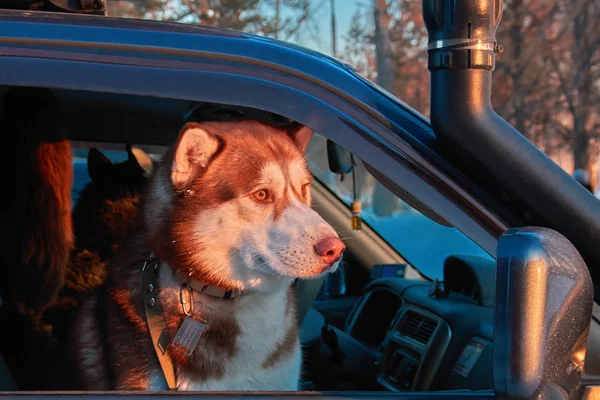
[0,10,518,399]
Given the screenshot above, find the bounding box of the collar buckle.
[180,283,194,317]
[141,253,157,272]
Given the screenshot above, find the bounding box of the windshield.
[305,133,492,280]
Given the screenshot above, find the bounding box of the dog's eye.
[253,189,270,202]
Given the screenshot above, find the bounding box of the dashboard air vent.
[398,311,438,344]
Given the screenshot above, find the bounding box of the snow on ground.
[307,158,493,280]
[358,207,491,280]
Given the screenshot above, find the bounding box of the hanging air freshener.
[350,155,362,232]
[351,201,362,232]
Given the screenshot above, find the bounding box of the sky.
[290,0,363,57]
[107,0,366,58]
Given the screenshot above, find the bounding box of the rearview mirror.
[494,227,593,399]
[327,139,353,175]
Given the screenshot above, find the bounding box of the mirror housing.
[327,139,353,175]
[494,227,593,399]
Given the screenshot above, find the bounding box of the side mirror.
[327,139,354,175]
[494,227,593,399]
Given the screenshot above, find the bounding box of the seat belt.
[142,257,177,390]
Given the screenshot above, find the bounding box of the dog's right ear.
[88,148,114,182]
[126,144,154,177]
[285,124,314,153]
[171,122,221,190]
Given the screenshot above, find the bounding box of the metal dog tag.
[171,316,207,356]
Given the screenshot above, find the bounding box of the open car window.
[305,133,493,281]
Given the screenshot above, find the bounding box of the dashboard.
[305,254,496,392]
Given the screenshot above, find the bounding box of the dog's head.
[146,120,345,293]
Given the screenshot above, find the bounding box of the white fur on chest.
[158,265,301,391]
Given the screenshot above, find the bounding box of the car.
[1,1,600,399]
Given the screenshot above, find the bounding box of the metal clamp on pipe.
[423,1,502,70]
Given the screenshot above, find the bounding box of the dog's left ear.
[88,148,114,182]
[285,124,314,152]
[171,122,221,190]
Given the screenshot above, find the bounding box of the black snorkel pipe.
[422,1,600,289]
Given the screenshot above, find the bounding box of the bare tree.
[492,0,560,140]
[373,0,393,92]
[371,0,402,217]
[386,0,429,115]
[341,8,376,80]
[475,0,599,185]
[550,0,600,172]
[108,0,313,41]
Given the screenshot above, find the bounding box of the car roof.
[0,9,422,118]
[0,9,435,143]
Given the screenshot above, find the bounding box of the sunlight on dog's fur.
[72,120,345,391]
[146,121,344,293]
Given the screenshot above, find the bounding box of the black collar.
[145,253,243,299]
[173,270,243,300]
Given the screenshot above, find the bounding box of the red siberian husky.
[72,120,345,391]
